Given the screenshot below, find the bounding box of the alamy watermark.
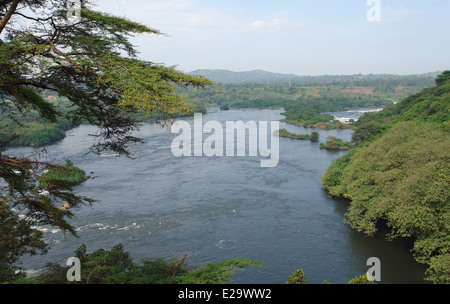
[366,257,381,282]
[67,0,98,22]
[66,257,81,282]
[170,113,280,168]
[367,0,381,22]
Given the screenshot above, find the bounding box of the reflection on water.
[10,108,427,284]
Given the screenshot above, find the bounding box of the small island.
[40,158,88,188]
[275,129,319,142]
[320,136,353,150]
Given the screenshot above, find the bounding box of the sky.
[92,0,450,76]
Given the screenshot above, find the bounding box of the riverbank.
[284,120,354,130]
[275,128,317,141]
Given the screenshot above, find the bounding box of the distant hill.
[188,69,440,85]
[188,69,299,84]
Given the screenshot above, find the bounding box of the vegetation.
[0,0,212,282]
[0,1,447,286]
[286,268,374,284]
[281,104,337,128]
[347,274,375,284]
[10,244,262,284]
[322,72,450,284]
[189,69,438,87]
[40,159,87,188]
[286,269,307,284]
[1,67,437,148]
[0,97,75,146]
[310,132,320,142]
[0,96,208,147]
[178,72,436,133]
[276,128,309,140]
[219,103,230,110]
[320,136,353,150]
[275,129,320,142]
[180,74,435,129]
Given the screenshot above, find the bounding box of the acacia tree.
[0,0,212,281]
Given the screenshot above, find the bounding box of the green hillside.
[322,71,450,284]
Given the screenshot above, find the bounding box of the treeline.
[280,103,336,128]
[179,77,435,130]
[321,71,450,284]
[1,75,436,148]
[1,75,436,147]
[180,80,428,111]
[276,129,319,141]
[189,69,438,88]
[319,136,353,150]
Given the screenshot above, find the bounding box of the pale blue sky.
[95,0,450,75]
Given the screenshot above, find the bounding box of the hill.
[189,69,440,85]
[188,69,299,84]
[321,71,450,284]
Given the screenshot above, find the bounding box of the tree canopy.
[0,0,212,281]
[322,72,450,283]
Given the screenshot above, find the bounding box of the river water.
[11,108,428,284]
[324,107,384,123]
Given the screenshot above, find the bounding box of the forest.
[1,74,437,147]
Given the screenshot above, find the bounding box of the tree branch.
[45,40,96,74]
[0,0,21,35]
[12,11,53,23]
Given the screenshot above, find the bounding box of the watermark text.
[170,113,279,168]
[367,0,381,22]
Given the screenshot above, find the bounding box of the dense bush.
[320,136,353,150]
[40,159,87,188]
[322,72,450,283]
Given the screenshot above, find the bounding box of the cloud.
[251,18,287,29]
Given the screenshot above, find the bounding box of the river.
[324,107,384,123]
[10,107,428,284]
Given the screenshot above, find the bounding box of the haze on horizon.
[94,0,450,76]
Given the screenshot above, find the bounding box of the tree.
[435,70,450,86]
[320,136,352,150]
[309,131,319,142]
[351,121,382,143]
[0,0,212,281]
[347,274,374,284]
[286,269,307,284]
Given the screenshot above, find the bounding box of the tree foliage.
[39,158,87,188]
[14,244,263,284]
[435,71,450,86]
[322,72,450,283]
[319,136,353,150]
[286,269,307,284]
[286,268,374,284]
[347,274,375,284]
[276,128,311,140]
[0,0,212,281]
